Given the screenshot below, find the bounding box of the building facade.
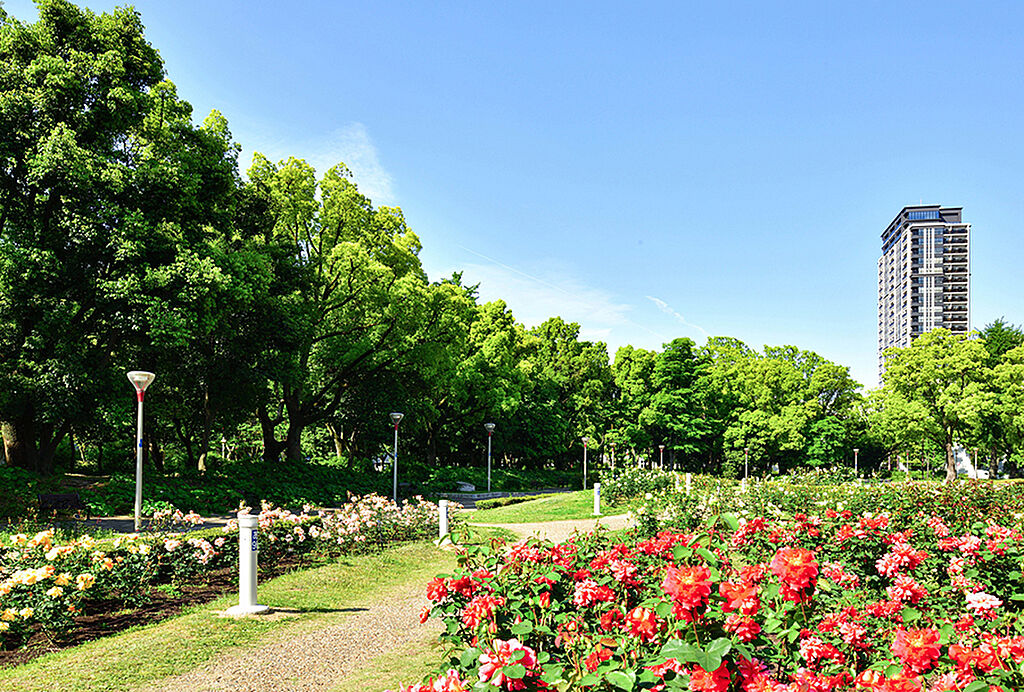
[877,204,970,378]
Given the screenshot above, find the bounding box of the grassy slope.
[465,489,624,523]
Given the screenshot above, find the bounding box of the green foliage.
[473,496,535,510]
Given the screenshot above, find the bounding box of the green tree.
[881,329,988,482]
[0,1,237,472]
[247,155,451,463]
[641,338,711,469]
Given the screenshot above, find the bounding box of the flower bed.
[603,467,1024,536]
[0,494,444,652]
[397,502,1024,691]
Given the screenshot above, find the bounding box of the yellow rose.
[19,607,33,619]
[46,586,63,598]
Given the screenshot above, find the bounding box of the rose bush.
[1,494,445,649]
[397,496,1024,691]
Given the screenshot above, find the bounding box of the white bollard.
[224,512,270,615]
[685,472,692,496]
[593,483,601,516]
[741,478,747,493]
[438,499,449,538]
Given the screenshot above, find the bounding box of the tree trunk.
[172,417,196,471]
[257,404,286,462]
[327,421,345,458]
[285,419,304,462]
[2,417,39,471]
[196,388,213,474]
[944,437,956,483]
[148,430,165,475]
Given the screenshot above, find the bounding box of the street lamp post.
[658,444,665,469]
[390,412,404,504]
[744,447,749,481]
[582,437,588,489]
[127,371,156,532]
[854,448,859,477]
[484,423,495,492]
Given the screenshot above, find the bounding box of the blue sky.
[8,1,1024,388]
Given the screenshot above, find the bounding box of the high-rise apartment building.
[877,204,971,378]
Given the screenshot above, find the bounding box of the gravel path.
[135,514,632,691]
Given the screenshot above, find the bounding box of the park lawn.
[0,530,506,692]
[465,489,625,523]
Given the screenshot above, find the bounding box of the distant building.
[877,204,970,378]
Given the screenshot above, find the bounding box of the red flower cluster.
[769,547,818,603]
[891,627,941,674]
[661,564,712,612]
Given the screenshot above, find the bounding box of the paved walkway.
[135,514,633,691]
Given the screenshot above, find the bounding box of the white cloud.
[238,122,395,205]
[438,248,672,355]
[646,296,709,337]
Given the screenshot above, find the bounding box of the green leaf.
[901,607,921,623]
[661,640,700,662]
[460,647,480,668]
[885,663,903,677]
[503,663,527,679]
[720,513,740,531]
[963,682,990,692]
[541,663,565,684]
[656,600,673,618]
[762,617,782,633]
[696,548,719,565]
[693,637,732,671]
[512,620,534,635]
[672,545,693,561]
[606,670,637,690]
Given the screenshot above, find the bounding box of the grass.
[465,489,625,523]
[0,527,508,691]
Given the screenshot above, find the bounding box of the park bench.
[37,492,90,520]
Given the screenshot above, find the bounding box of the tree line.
[2,2,1022,481]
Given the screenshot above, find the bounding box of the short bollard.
[593,482,601,516]
[438,499,449,538]
[224,513,270,616]
[685,472,692,496]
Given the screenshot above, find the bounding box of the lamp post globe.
[127,371,156,532]
[484,423,495,492]
[390,413,403,504]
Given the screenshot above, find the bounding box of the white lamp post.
[484,423,495,492]
[658,444,665,469]
[127,371,155,532]
[582,436,588,489]
[744,447,749,481]
[854,448,859,477]
[390,413,403,504]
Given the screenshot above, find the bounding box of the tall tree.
[641,338,711,469]
[0,1,233,472]
[882,329,988,481]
